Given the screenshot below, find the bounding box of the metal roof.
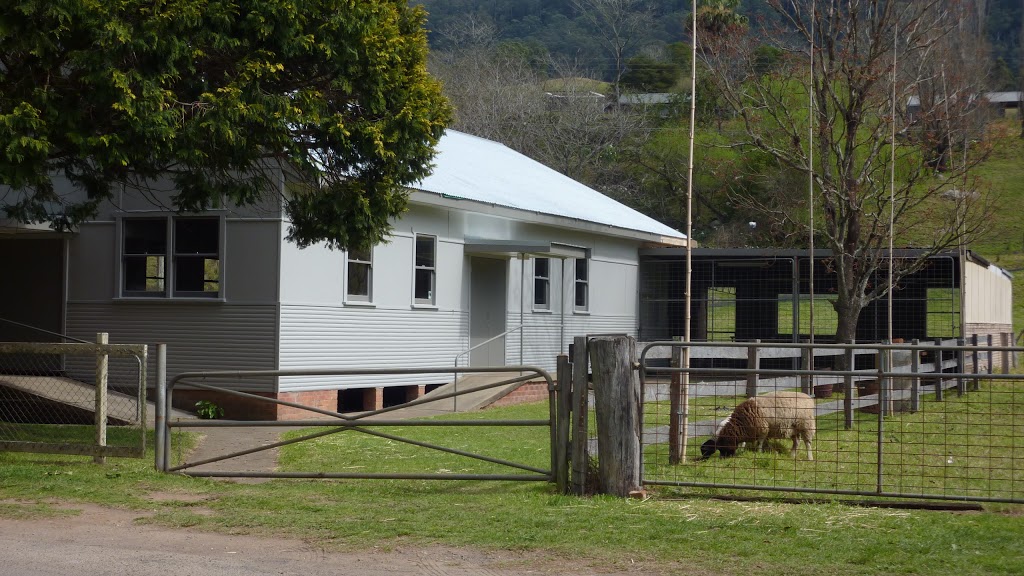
[410,130,686,244]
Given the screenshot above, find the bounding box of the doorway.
[469,257,508,367]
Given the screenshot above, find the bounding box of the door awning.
[463,238,590,259]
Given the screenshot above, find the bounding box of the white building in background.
[0,130,686,418]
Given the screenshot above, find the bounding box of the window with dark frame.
[574,258,589,311]
[122,218,167,296]
[414,235,436,304]
[533,257,550,309]
[121,216,220,298]
[347,247,373,301]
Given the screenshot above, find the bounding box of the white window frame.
[345,247,373,304]
[533,257,551,311]
[117,214,224,300]
[413,234,436,306]
[574,257,589,312]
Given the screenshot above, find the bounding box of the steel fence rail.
[158,365,558,483]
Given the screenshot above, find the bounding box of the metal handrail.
[454,324,524,375]
[452,324,525,411]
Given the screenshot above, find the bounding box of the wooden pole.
[910,339,921,413]
[589,336,641,497]
[746,340,760,398]
[570,336,590,495]
[669,336,683,464]
[556,354,571,494]
[844,341,854,429]
[94,332,108,465]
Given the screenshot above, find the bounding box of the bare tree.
[571,0,655,103]
[702,0,993,344]
[431,47,650,188]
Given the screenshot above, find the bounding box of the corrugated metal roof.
[411,130,685,242]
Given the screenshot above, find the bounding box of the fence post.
[934,338,944,401]
[986,334,993,375]
[155,343,167,472]
[800,340,812,395]
[589,336,641,497]
[876,346,887,494]
[1002,332,1011,375]
[669,336,683,464]
[746,339,760,398]
[555,354,571,493]
[94,332,109,465]
[956,338,966,397]
[910,339,920,413]
[570,336,589,495]
[844,341,854,429]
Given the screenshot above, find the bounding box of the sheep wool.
[715,391,816,460]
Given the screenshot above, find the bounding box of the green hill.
[972,117,1024,337]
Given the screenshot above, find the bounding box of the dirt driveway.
[0,502,668,576]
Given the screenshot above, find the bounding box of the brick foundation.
[170,385,428,421]
[488,381,551,408]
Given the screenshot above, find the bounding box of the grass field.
[1,404,1023,575]
[1,401,1023,575]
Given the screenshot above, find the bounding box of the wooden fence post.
[956,338,966,397]
[589,336,641,497]
[844,341,854,429]
[669,336,683,464]
[555,354,571,494]
[1002,332,1011,375]
[94,332,108,465]
[910,339,921,413]
[934,338,945,401]
[746,339,760,398]
[570,336,589,495]
[800,341,812,396]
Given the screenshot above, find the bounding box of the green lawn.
[1,404,1023,575]
[646,382,1024,503]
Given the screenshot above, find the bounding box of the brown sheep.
[708,391,816,460]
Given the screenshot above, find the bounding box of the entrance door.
[469,257,507,367]
[0,237,66,373]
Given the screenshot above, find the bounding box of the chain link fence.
[0,339,148,458]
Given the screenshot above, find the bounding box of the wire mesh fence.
[0,340,148,458]
[638,341,1024,503]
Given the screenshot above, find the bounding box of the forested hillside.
[417,0,1022,87]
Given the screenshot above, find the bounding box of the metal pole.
[679,0,697,464]
[155,343,167,471]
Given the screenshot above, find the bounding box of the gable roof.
[409,130,686,245]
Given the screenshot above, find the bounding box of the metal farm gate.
[156,364,569,488]
[639,340,1024,504]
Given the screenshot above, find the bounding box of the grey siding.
[278,304,468,390]
[65,303,278,391]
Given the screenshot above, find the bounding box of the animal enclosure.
[638,340,1024,503]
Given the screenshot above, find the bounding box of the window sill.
[532,308,553,314]
[113,296,226,303]
[411,303,438,310]
[573,310,591,316]
[344,300,376,308]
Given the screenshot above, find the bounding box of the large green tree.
[0,0,451,249]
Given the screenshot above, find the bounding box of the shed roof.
[410,130,686,245]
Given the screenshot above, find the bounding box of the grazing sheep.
[700,416,736,458]
[701,391,816,460]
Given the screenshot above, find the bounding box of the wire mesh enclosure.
[639,341,1024,503]
[0,341,147,458]
[638,249,963,343]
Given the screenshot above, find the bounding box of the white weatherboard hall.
[0,130,686,419]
